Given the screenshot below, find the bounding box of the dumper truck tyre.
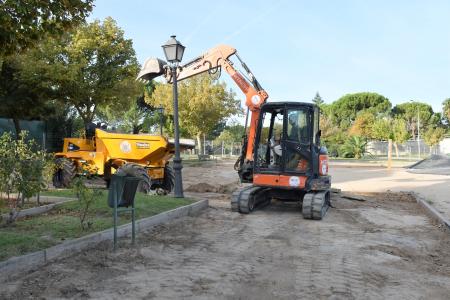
[53,158,76,188]
[116,163,151,193]
[161,164,175,194]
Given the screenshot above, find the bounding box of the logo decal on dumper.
[120,141,132,153]
[136,142,150,149]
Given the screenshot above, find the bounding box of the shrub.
[0,131,53,225]
[340,136,370,159]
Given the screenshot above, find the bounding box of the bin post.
[113,188,118,251]
[108,174,140,251]
[131,201,136,245]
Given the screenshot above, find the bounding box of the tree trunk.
[387,139,392,169]
[394,142,399,158]
[13,118,21,139]
[196,132,203,155]
[75,105,95,136]
[132,125,140,134]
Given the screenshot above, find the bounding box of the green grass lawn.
[40,189,78,198]
[0,191,194,261]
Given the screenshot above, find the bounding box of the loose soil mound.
[407,155,450,175]
[185,182,237,194]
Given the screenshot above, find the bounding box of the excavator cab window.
[284,108,311,172]
[255,108,284,170]
[255,104,312,174]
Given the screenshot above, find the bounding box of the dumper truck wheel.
[161,165,175,194]
[53,158,76,188]
[116,163,151,193]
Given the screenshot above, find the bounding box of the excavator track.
[302,190,330,220]
[231,186,270,214]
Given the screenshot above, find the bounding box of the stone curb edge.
[413,192,450,231]
[0,197,78,221]
[0,199,209,282]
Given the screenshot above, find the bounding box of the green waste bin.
[108,173,142,250]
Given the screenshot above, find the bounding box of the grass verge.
[40,189,78,198]
[0,191,193,262]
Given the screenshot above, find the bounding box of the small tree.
[0,132,53,225]
[391,118,410,157]
[320,114,345,157]
[349,112,375,138]
[371,118,391,141]
[423,127,446,154]
[72,176,101,231]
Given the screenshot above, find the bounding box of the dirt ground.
[1,161,450,299]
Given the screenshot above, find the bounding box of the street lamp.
[410,100,421,159]
[157,106,164,136]
[417,107,421,159]
[162,35,185,198]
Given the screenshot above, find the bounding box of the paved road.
[330,164,450,220]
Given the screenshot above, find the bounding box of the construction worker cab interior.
[252,102,330,205]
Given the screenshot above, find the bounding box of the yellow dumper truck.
[53,128,194,194]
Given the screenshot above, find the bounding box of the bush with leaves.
[340,136,370,159]
[423,127,446,154]
[0,131,54,225]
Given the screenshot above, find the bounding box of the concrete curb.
[413,192,450,231]
[0,197,77,221]
[0,199,208,282]
[6,193,78,203]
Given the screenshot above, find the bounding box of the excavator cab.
[254,102,316,175]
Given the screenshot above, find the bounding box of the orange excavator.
[137,45,331,219]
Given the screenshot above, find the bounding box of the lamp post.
[417,108,421,159]
[162,35,185,198]
[410,101,421,160]
[157,106,164,136]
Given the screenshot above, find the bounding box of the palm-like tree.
[341,136,369,159]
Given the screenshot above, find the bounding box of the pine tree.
[312,92,324,106]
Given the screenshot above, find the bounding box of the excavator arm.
[137,45,269,181]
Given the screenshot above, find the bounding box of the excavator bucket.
[137,57,167,81]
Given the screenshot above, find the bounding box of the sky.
[89,0,450,114]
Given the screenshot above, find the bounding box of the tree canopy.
[21,17,141,129]
[329,92,391,129]
[443,98,450,124]
[0,53,57,136]
[392,101,433,138]
[423,127,446,148]
[147,74,241,152]
[349,111,376,138]
[0,0,93,58]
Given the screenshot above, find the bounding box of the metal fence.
[189,140,242,157]
[367,138,450,159]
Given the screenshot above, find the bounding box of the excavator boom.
[138,45,269,181]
